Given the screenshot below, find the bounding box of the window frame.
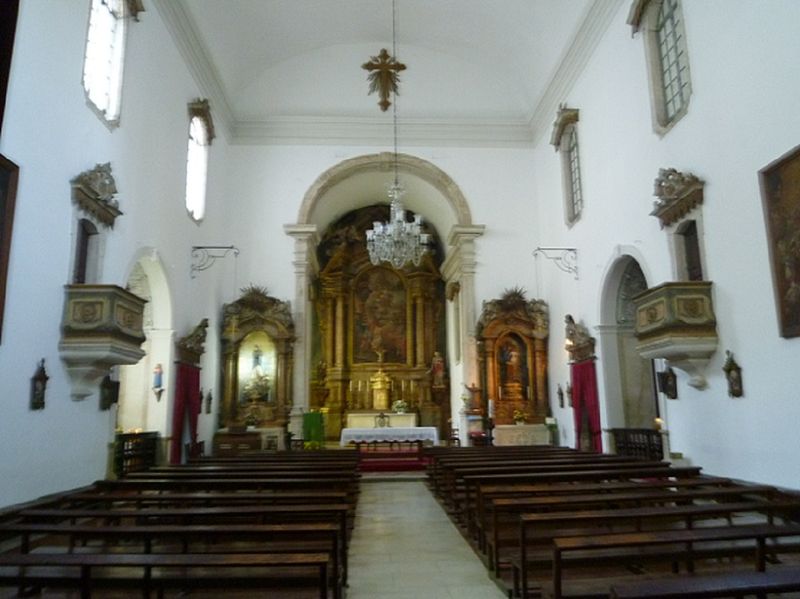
[184,99,215,223]
[550,105,583,226]
[628,0,692,135]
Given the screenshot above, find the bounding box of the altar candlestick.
[498,386,502,400]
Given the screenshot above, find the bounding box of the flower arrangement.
[513,409,526,424]
[392,399,408,413]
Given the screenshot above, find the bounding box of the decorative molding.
[151,0,234,140]
[125,0,145,21]
[71,163,122,228]
[176,318,208,365]
[565,314,596,362]
[650,167,705,228]
[232,116,534,147]
[550,104,580,149]
[626,0,652,34]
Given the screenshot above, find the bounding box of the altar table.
[339,427,439,447]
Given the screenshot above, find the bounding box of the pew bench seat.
[609,566,800,598]
[0,551,331,599]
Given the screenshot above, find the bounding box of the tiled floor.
[347,480,507,599]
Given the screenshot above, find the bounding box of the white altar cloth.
[340,426,439,446]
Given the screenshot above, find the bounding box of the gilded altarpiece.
[220,287,295,428]
[312,206,448,440]
[476,290,549,424]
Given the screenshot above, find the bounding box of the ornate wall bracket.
[564,314,596,363]
[58,285,146,400]
[176,318,208,366]
[70,163,122,228]
[190,245,239,279]
[533,247,578,280]
[633,281,718,388]
[650,168,704,229]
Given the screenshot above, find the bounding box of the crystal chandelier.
[364,0,430,268]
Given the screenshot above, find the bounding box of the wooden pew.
[487,483,779,573]
[474,475,734,554]
[16,502,352,587]
[609,566,800,598]
[0,551,331,599]
[0,521,343,599]
[513,500,800,599]
[547,523,800,599]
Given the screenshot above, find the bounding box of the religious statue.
[430,351,446,388]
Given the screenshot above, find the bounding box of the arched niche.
[476,290,550,424]
[220,286,295,427]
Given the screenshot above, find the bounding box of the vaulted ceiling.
[154,0,622,145]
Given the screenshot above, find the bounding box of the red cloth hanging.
[170,362,201,464]
[570,360,602,453]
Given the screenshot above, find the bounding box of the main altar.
[310,206,449,440]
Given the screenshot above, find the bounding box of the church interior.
[1,0,800,596]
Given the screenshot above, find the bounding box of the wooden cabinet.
[213,431,261,456]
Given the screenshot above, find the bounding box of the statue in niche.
[430,351,446,388]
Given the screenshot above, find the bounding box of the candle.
[498,386,502,400]
[488,399,494,418]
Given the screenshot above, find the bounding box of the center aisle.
[347,480,506,599]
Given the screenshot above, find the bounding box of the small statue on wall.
[30,358,48,411]
[430,351,446,388]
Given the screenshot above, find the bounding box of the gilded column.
[335,295,345,367]
[415,294,425,367]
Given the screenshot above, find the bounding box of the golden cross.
[362,48,406,112]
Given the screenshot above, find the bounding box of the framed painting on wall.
[759,144,800,338]
[0,153,18,343]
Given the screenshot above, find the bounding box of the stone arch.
[117,249,175,441]
[297,152,473,229]
[597,247,659,447]
[286,153,483,444]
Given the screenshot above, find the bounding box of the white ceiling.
[154,0,621,145]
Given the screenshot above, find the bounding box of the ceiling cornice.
[152,0,235,141]
[528,0,624,144]
[232,117,534,148]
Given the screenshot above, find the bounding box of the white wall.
[531,0,800,488]
[0,0,229,507]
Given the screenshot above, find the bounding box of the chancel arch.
[597,250,660,448]
[286,152,484,443]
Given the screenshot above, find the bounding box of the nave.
[348,478,505,599]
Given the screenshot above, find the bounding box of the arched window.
[185,99,214,222]
[628,0,692,134]
[83,0,128,124]
[550,105,583,225]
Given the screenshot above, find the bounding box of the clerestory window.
[550,105,583,226]
[185,99,215,223]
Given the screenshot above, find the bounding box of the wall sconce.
[556,384,565,409]
[205,390,213,414]
[565,382,573,407]
[30,358,48,410]
[722,350,743,398]
[152,363,164,401]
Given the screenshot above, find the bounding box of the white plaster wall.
[0,1,230,507]
[531,1,800,488]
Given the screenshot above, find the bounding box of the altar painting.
[353,268,406,363]
[238,330,276,403]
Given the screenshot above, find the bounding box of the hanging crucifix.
[362,48,406,112]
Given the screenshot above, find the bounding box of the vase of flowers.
[513,409,526,425]
[392,399,408,414]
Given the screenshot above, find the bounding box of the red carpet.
[358,449,429,472]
